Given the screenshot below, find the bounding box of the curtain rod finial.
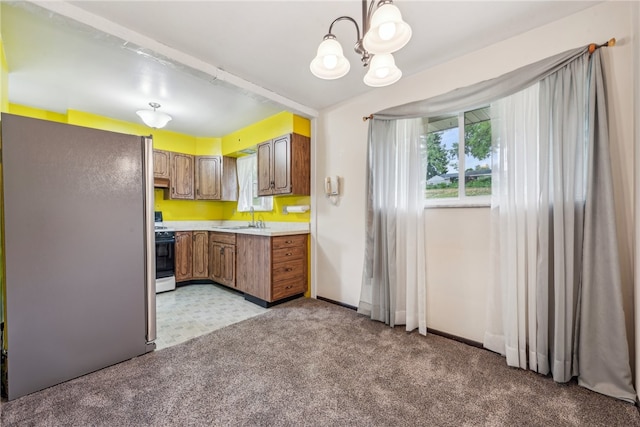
[363,114,373,122]
[589,37,616,54]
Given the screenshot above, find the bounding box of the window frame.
[423,110,492,209]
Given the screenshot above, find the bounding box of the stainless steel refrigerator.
[1,113,156,400]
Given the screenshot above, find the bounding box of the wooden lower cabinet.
[236,234,308,303]
[175,231,193,282]
[192,231,209,279]
[209,232,236,288]
[176,230,308,306]
[175,230,208,282]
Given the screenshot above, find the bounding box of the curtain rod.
[588,38,616,54]
[362,38,616,121]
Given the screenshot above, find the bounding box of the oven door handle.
[155,238,176,244]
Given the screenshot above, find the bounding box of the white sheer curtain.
[358,118,427,334]
[485,73,586,378]
[236,154,272,212]
[236,155,254,212]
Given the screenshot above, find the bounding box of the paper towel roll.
[285,205,310,213]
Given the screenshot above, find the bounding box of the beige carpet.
[2,298,638,426]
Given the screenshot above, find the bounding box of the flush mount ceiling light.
[310,0,411,87]
[136,102,172,129]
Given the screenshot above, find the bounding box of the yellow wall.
[8,104,311,223]
[221,111,311,223]
[222,111,311,154]
[9,104,66,123]
[0,5,7,114]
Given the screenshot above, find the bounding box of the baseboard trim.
[245,293,304,308]
[316,296,358,311]
[428,328,483,349]
[313,297,485,349]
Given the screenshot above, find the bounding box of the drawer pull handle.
[285,285,293,289]
[285,240,293,244]
[285,268,293,272]
[285,253,292,256]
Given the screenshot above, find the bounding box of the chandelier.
[310,0,412,87]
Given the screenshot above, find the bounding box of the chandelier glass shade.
[363,53,402,87]
[310,0,412,87]
[309,35,351,79]
[363,3,412,54]
[136,102,172,129]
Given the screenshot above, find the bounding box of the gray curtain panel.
[578,49,635,402]
[375,47,586,120]
[358,120,397,326]
[362,44,635,402]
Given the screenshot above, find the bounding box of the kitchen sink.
[213,225,265,230]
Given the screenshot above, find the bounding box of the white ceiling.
[2,1,599,137]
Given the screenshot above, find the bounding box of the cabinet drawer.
[210,232,236,245]
[272,234,307,250]
[273,246,305,263]
[272,277,307,301]
[272,258,305,282]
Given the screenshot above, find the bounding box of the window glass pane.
[425,115,459,199]
[464,107,492,197]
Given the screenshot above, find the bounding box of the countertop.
[162,221,310,237]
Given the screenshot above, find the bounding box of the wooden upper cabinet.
[170,152,195,200]
[153,149,170,188]
[257,142,273,196]
[221,156,238,201]
[257,133,310,196]
[272,135,291,194]
[153,150,170,179]
[195,156,221,200]
[195,155,238,201]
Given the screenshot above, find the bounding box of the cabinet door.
[170,152,195,199]
[257,140,274,196]
[236,234,271,299]
[195,156,221,200]
[175,231,193,282]
[153,149,170,179]
[272,134,291,195]
[290,134,311,196]
[192,231,209,278]
[221,156,238,201]
[221,244,236,287]
[210,242,222,282]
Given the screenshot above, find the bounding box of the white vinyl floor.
[155,283,268,350]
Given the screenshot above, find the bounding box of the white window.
[423,106,492,207]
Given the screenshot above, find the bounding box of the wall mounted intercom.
[325,176,340,197]
[325,176,341,206]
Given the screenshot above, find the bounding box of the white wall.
[314,2,635,348]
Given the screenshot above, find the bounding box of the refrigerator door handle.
[143,136,157,346]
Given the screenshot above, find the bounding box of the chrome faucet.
[248,207,266,228]
[249,206,256,228]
